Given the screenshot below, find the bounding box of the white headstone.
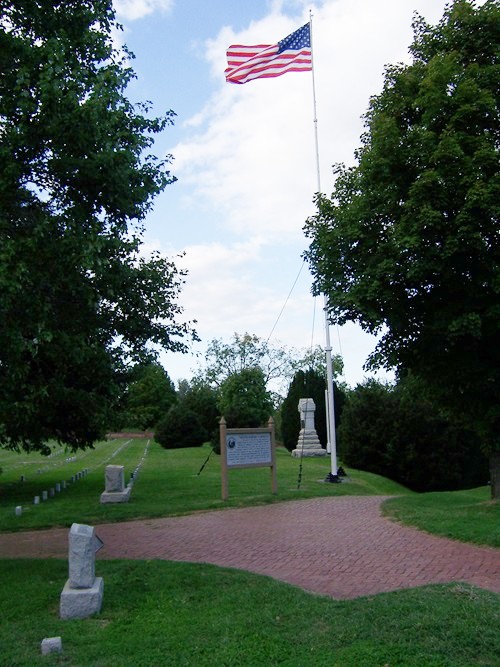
[41,637,62,655]
[105,465,125,493]
[68,523,96,588]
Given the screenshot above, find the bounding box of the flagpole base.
[325,472,341,484]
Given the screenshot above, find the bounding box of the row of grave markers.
[14,469,90,516]
[13,439,151,516]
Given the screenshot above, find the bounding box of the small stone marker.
[60,523,104,620]
[292,398,326,457]
[49,488,55,497]
[42,490,48,501]
[55,483,61,493]
[100,465,131,503]
[62,480,66,489]
[15,506,22,516]
[34,496,40,505]
[41,637,62,655]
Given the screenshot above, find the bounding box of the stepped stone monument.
[60,523,104,619]
[292,398,326,457]
[100,464,131,503]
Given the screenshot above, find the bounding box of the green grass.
[0,558,498,667]
[382,487,500,547]
[0,439,410,532]
[0,441,498,665]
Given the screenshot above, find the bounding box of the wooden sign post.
[220,416,277,501]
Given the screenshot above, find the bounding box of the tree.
[196,332,343,402]
[124,363,177,430]
[155,403,206,449]
[217,367,273,429]
[338,377,488,492]
[0,1,197,453]
[180,379,219,438]
[197,332,295,391]
[304,1,499,458]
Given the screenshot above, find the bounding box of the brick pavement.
[0,496,498,599]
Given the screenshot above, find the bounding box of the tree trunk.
[490,452,500,500]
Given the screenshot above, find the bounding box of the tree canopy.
[304,0,499,450]
[0,1,197,453]
[217,367,273,429]
[123,363,177,431]
[196,332,343,402]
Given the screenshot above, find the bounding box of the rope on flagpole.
[265,259,306,345]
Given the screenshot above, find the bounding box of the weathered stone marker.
[60,523,104,620]
[292,398,326,457]
[41,637,62,655]
[100,464,131,503]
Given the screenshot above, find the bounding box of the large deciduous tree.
[0,1,197,453]
[123,363,177,431]
[217,368,273,429]
[196,332,343,402]
[304,1,499,455]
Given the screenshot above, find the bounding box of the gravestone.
[41,637,62,655]
[292,398,326,457]
[60,523,104,619]
[100,464,131,503]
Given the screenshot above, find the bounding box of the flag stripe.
[225,24,312,85]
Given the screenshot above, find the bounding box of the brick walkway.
[0,497,498,599]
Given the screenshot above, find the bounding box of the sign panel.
[226,432,272,467]
[219,417,277,500]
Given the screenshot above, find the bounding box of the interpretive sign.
[220,417,277,500]
[226,432,272,467]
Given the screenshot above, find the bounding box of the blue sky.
[113,0,457,388]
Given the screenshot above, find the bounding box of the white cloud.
[153,0,452,386]
[171,0,448,245]
[114,0,174,21]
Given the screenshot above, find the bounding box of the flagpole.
[309,10,339,482]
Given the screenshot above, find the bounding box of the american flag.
[225,23,312,85]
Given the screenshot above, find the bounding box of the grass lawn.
[1,438,498,666]
[0,558,498,667]
[382,487,500,547]
[0,438,409,532]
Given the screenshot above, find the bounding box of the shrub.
[155,404,206,449]
[338,378,488,492]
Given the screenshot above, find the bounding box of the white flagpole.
[309,10,339,482]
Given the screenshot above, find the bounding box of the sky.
[111,0,456,389]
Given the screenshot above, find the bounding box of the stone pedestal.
[292,398,326,457]
[100,464,131,503]
[60,577,104,620]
